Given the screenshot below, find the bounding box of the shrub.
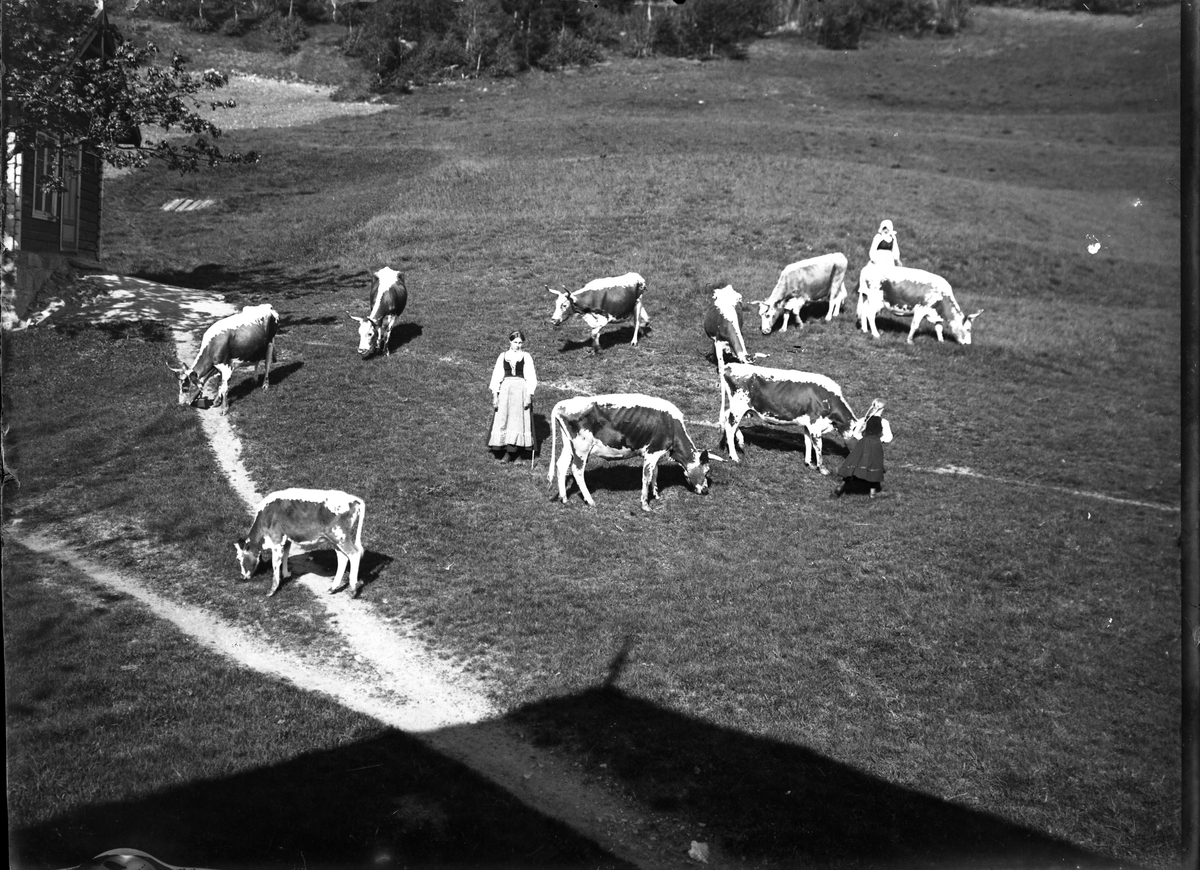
[263,10,310,54]
[818,0,865,49]
[650,0,774,59]
[540,32,605,70]
[220,16,247,37]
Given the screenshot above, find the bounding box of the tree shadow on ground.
[134,262,373,307]
[52,320,173,343]
[10,672,1128,870]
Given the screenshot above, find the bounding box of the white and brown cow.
[347,266,408,358]
[235,488,367,597]
[169,304,278,413]
[719,362,866,475]
[753,252,849,334]
[547,394,713,512]
[702,283,750,364]
[548,272,649,352]
[857,261,983,344]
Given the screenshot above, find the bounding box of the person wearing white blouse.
[487,330,538,461]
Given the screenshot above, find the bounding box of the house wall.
[4,146,102,320]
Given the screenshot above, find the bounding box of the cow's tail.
[546,405,562,484]
[353,497,366,553]
[716,352,730,432]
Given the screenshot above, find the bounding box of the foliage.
[262,9,311,52]
[1,0,257,175]
[817,0,865,48]
[646,0,776,59]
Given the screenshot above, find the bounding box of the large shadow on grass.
[10,674,1127,870]
[509,683,1127,869]
[8,725,630,870]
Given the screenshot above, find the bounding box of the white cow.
[754,253,849,334]
[235,488,366,597]
[857,262,983,344]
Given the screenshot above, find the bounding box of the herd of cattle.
[168,247,980,596]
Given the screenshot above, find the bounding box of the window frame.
[31,136,60,222]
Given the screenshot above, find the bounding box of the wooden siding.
[17,145,102,259]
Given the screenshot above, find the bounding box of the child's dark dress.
[837,415,886,484]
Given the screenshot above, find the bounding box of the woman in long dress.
[868,219,902,270]
[487,330,538,461]
[834,400,893,498]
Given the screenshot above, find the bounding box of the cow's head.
[944,309,984,345]
[234,539,262,580]
[347,312,381,357]
[547,286,574,326]
[167,362,203,406]
[754,299,782,335]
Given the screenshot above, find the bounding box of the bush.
[540,32,605,70]
[818,0,865,49]
[650,0,774,59]
[263,10,310,54]
[220,16,247,37]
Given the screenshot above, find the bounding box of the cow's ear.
[699,450,710,464]
[347,312,363,323]
[968,309,984,321]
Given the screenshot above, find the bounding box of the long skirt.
[837,436,885,484]
[488,377,533,449]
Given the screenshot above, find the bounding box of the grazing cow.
[719,361,867,475]
[857,262,983,344]
[702,284,750,364]
[169,304,278,413]
[753,252,849,334]
[347,266,408,358]
[548,272,649,352]
[547,394,713,512]
[235,488,366,597]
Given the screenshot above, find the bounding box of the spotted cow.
[347,266,408,358]
[702,283,750,364]
[547,394,713,512]
[719,362,869,475]
[548,272,649,352]
[857,262,983,344]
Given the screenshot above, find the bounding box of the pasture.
[4,7,1182,869]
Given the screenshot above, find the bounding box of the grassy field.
[5,6,1183,869]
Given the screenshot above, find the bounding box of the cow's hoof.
[328,582,348,594]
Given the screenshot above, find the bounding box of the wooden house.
[3,2,116,319]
